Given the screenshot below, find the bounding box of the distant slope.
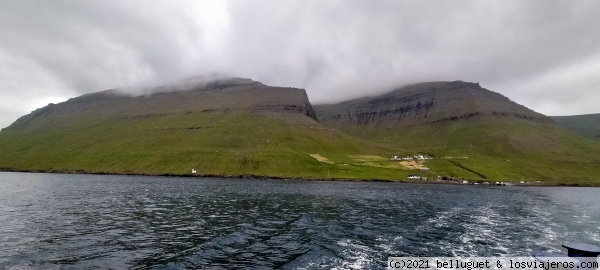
[0,77,409,180]
[315,81,600,184]
[551,114,600,141]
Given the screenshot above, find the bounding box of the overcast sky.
[1,0,600,128]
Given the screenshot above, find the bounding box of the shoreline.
[1,168,595,187]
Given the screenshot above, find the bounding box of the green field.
[310,116,600,185]
[3,111,600,185]
[0,110,419,180]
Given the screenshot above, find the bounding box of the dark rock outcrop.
[315,81,551,126]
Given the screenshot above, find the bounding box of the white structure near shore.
[390,154,433,161]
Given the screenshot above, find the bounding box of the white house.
[414,154,433,160]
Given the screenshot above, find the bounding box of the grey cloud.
[1,0,600,128]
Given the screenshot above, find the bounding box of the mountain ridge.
[1,77,600,185]
[316,81,551,127]
[0,77,409,181]
[7,77,318,131]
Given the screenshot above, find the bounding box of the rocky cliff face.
[315,81,551,126]
[8,77,318,129]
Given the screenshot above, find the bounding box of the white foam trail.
[334,239,376,269]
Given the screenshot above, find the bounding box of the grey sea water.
[0,172,599,269]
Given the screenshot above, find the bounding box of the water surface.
[0,172,599,269]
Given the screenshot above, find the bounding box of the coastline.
[0,168,594,187]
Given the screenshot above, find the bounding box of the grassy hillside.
[0,110,408,179]
[0,78,419,181]
[315,81,600,185]
[3,78,600,185]
[552,114,600,141]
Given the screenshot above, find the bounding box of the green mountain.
[314,81,600,185]
[2,78,600,185]
[0,77,413,180]
[551,114,600,141]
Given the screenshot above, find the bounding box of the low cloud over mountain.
[1,0,600,128]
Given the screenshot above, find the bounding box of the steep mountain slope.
[8,77,318,128]
[552,114,600,141]
[316,81,550,127]
[3,78,600,184]
[0,78,407,180]
[315,81,600,184]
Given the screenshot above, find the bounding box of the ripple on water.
[1,174,600,269]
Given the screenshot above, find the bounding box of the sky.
[1,0,600,128]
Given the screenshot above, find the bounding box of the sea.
[0,172,599,269]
